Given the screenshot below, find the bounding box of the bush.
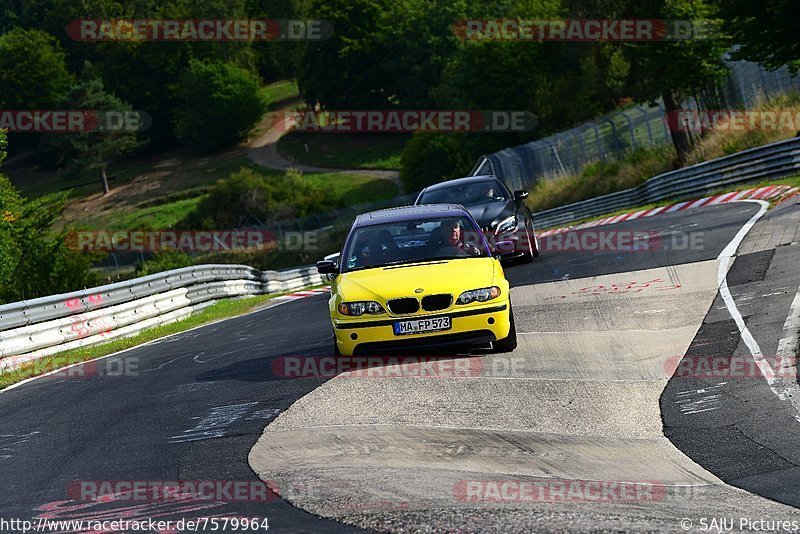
[0,134,101,303]
[399,132,474,192]
[175,60,267,152]
[526,146,674,214]
[180,167,332,230]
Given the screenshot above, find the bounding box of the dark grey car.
[414,175,538,262]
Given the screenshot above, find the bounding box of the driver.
[432,219,481,256]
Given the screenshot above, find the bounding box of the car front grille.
[387,297,420,314]
[421,294,452,312]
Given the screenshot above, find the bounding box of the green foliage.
[299,0,465,109]
[0,132,100,303]
[0,27,72,110]
[181,166,398,230]
[38,68,140,193]
[175,60,267,152]
[182,167,334,229]
[399,132,475,191]
[135,251,193,276]
[719,0,800,72]
[0,130,6,164]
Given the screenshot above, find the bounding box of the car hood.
[337,257,499,302]
[465,202,514,227]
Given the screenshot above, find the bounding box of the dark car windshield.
[418,180,508,207]
[342,215,490,272]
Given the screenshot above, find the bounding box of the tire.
[528,219,539,258]
[493,308,517,353]
[519,222,535,263]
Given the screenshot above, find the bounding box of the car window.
[343,216,489,271]
[420,180,507,206]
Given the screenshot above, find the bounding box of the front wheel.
[493,308,517,353]
[519,222,536,263]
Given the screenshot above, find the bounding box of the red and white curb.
[274,287,331,301]
[539,185,800,237]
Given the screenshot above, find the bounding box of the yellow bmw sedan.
[316,204,517,356]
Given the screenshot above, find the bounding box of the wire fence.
[473,59,800,191]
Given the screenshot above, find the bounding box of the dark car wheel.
[493,308,517,353]
[529,222,540,258]
[519,221,536,262]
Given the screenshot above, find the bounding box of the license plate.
[393,316,451,335]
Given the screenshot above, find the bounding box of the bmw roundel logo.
[414,288,424,293]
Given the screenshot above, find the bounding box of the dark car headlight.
[338,301,385,316]
[456,286,501,305]
[494,215,518,235]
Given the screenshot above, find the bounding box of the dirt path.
[246,109,403,189]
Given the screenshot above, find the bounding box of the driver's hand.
[463,242,480,255]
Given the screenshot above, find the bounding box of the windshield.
[342,215,490,272]
[419,179,508,207]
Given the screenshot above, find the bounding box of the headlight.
[337,301,385,316]
[495,215,518,235]
[456,286,501,305]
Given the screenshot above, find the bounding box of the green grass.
[260,80,300,111]
[85,195,207,231]
[44,149,400,231]
[277,132,407,170]
[0,288,322,389]
[300,171,398,204]
[527,92,800,215]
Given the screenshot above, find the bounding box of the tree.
[399,132,474,191]
[0,27,72,110]
[616,0,731,163]
[717,0,800,72]
[40,68,140,194]
[298,0,469,110]
[0,131,99,303]
[174,59,266,152]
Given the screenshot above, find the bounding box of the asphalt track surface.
[1,201,798,532]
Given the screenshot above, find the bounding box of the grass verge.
[0,288,321,389]
[261,80,300,110]
[527,93,800,214]
[277,132,407,170]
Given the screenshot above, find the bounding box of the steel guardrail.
[0,264,323,367]
[516,136,800,228]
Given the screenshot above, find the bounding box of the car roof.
[354,204,469,227]
[421,175,503,193]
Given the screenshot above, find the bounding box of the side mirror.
[514,190,529,201]
[494,240,515,256]
[316,260,338,275]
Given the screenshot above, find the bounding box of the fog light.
[351,333,358,340]
[488,317,495,325]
